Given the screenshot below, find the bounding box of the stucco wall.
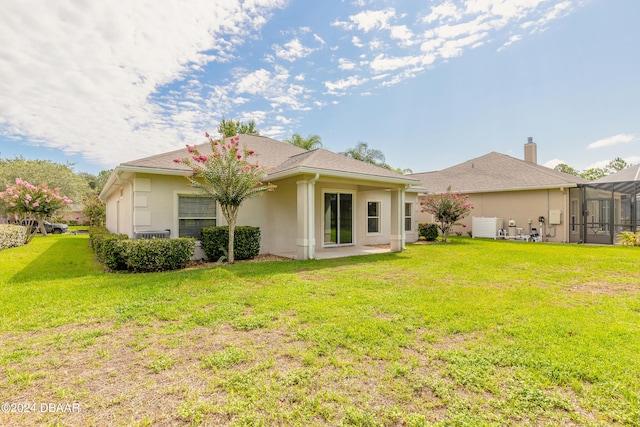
[105,181,131,236]
[418,189,570,243]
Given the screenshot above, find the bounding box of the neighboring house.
[100,135,421,260]
[409,139,589,243]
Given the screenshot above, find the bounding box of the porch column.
[296,180,310,260]
[390,187,405,252]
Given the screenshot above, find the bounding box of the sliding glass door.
[324,192,353,246]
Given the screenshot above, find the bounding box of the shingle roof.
[409,152,588,193]
[118,134,417,184]
[121,134,307,172]
[269,148,417,181]
[593,163,640,183]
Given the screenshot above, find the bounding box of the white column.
[390,188,403,252]
[296,180,309,260]
[307,179,316,259]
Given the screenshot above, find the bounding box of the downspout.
[308,173,320,259]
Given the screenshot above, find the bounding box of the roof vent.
[524,137,537,164]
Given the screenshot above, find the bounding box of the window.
[404,202,413,231]
[367,201,380,234]
[178,195,216,238]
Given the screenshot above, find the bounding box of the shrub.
[123,238,195,272]
[88,226,195,272]
[201,226,260,262]
[618,232,640,246]
[418,223,439,241]
[0,224,28,250]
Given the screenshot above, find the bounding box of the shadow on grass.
[8,237,101,284]
[217,250,408,278]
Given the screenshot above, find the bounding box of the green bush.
[123,238,195,272]
[92,233,129,270]
[201,226,261,262]
[0,224,28,250]
[618,232,640,246]
[88,226,195,272]
[418,223,439,241]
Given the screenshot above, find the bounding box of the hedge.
[88,227,195,272]
[123,238,195,272]
[418,223,439,241]
[0,224,28,250]
[200,226,261,262]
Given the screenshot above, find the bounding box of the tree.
[82,194,106,226]
[78,169,112,194]
[0,157,92,202]
[606,157,630,174]
[420,188,473,243]
[554,163,581,177]
[217,117,260,137]
[0,178,72,242]
[580,167,607,181]
[554,158,633,181]
[341,142,386,166]
[175,134,275,263]
[284,133,323,150]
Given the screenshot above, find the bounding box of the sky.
[0,0,638,176]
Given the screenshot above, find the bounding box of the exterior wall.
[105,180,132,236]
[105,171,417,259]
[244,177,298,255]
[417,188,570,243]
[405,192,419,243]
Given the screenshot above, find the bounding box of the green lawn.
[1,235,639,426]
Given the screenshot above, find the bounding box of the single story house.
[100,135,421,259]
[409,139,589,243]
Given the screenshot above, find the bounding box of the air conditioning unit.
[472,217,503,239]
[134,229,170,239]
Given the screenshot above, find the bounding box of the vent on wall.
[134,230,170,239]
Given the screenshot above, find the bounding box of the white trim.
[404,201,414,233]
[269,166,419,186]
[366,200,382,236]
[173,191,217,239]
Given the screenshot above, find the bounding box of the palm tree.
[340,142,385,166]
[284,133,323,150]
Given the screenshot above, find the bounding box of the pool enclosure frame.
[569,180,639,244]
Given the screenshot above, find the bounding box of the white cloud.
[338,58,357,71]
[349,8,396,32]
[588,134,635,149]
[273,38,315,62]
[324,75,369,95]
[0,0,286,167]
[543,158,565,169]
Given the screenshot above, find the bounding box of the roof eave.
[267,166,420,186]
[453,183,581,194]
[99,165,192,200]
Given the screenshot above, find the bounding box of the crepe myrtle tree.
[175,133,276,264]
[420,187,473,243]
[0,178,72,242]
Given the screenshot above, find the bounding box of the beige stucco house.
[409,139,589,243]
[100,135,421,259]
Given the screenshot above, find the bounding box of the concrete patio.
[276,244,392,260]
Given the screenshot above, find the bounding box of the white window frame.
[366,200,382,235]
[404,202,413,232]
[175,193,217,239]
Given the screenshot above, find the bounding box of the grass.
[1,234,639,426]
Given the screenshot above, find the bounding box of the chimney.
[524,137,537,164]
